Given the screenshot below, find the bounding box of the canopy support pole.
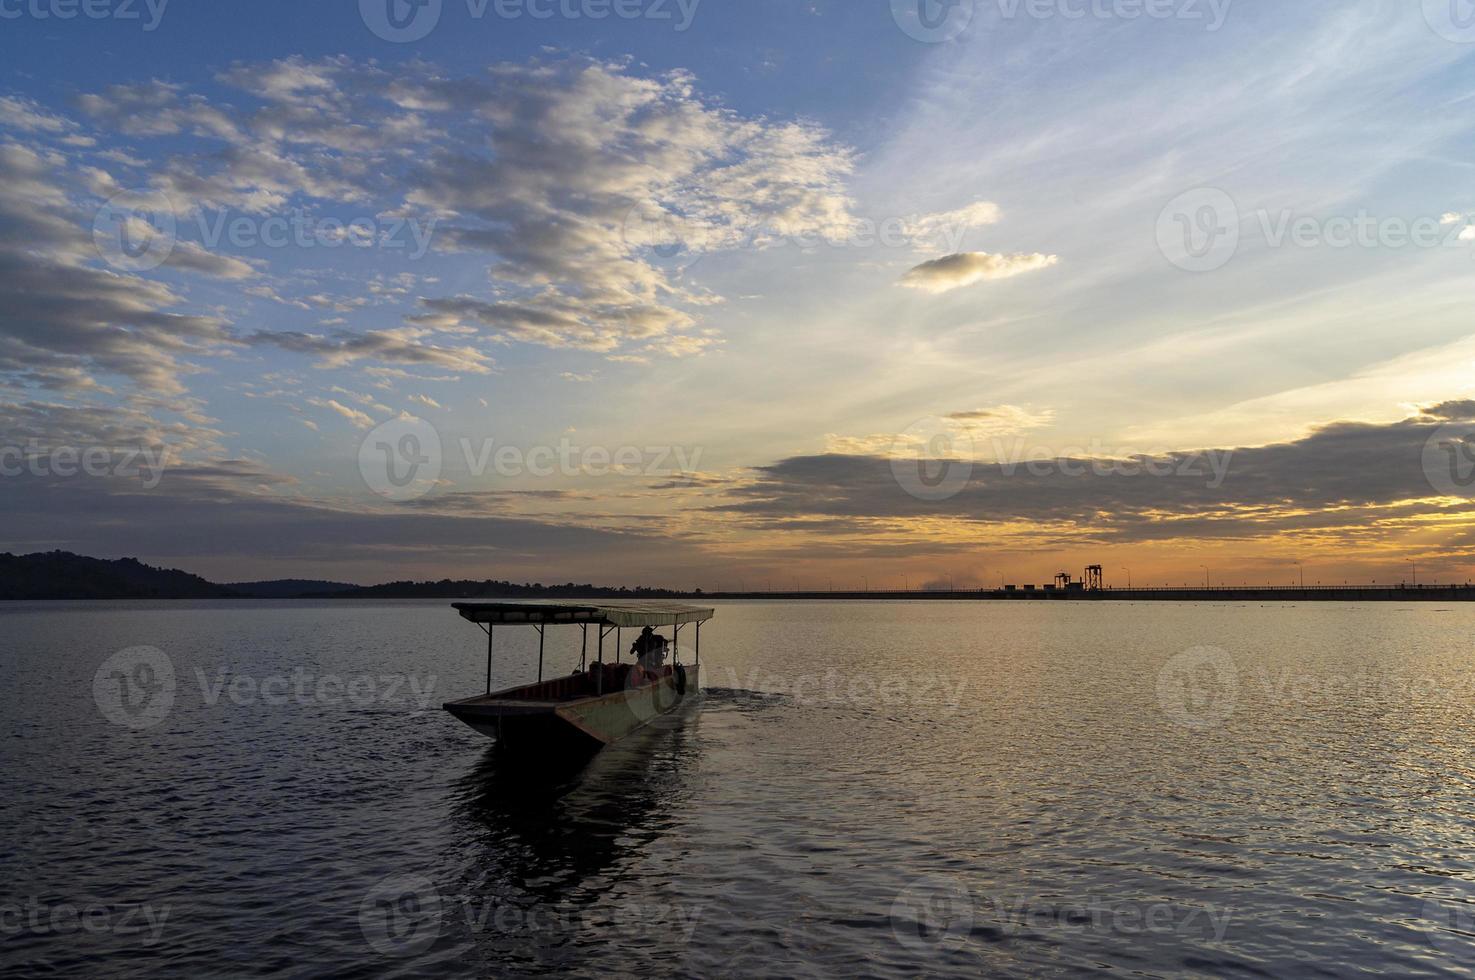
[535,625,545,683]
[580,624,587,671]
[695,621,700,668]
[484,624,494,694]
[616,627,621,663]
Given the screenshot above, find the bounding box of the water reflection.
[441,708,703,969]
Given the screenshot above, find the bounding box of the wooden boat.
[443,600,713,756]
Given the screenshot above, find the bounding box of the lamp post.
[1122,567,1132,589]
[1200,564,1210,589]
[1406,559,1417,588]
[1293,560,1304,589]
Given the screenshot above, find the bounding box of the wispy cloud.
[899,252,1059,293]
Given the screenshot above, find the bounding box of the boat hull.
[445,664,699,755]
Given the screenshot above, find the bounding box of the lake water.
[3,599,1475,977]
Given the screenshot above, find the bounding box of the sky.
[4,0,1475,589]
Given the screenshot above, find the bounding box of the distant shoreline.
[5,586,1474,603]
[698,586,1475,602]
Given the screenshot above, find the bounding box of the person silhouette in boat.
[630,626,669,671]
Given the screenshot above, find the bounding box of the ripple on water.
[4,600,1475,976]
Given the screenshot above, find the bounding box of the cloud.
[0,96,79,136]
[307,397,375,429]
[1420,400,1475,422]
[946,405,1055,435]
[162,241,260,280]
[716,410,1475,552]
[387,57,856,355]
[899,252,1059,294]
[902,201,1002,252]
[248,328,494,374]
[0,457,710,583]
[44,54,859,395]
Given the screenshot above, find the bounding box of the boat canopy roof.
[452,600,715,629]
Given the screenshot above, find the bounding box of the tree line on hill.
[0,551,690,600]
